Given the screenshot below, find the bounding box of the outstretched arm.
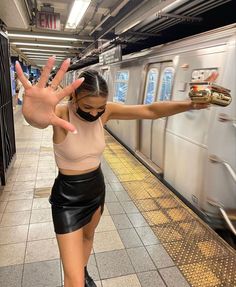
[105,72,219,121]
[15,56,84,133]
[105,100,205,121]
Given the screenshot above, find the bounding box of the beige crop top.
[53,104,106,171]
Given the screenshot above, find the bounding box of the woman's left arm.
[106,100,208,121]
[105,72,218,121]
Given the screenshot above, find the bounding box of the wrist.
[187,101,194,110]
[181,100,193,111]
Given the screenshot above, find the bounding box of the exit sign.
[36,12,61,31]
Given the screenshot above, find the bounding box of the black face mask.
[76,106,105,122]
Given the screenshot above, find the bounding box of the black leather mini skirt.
[49,165,105,234]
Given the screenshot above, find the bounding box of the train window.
[114,71,129,103]
[159,67,174,101]
[144,69,158,104]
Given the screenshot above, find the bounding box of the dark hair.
[75,69,108,98]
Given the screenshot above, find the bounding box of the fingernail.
[71,129,77,134]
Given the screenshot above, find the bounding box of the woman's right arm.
[15,56,84,133]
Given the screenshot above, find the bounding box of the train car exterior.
[65,24,236,235]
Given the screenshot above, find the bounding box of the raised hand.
[15,56,84,132]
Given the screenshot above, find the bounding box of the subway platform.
[0,108,236,287]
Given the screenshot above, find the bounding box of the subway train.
[64,24,236,243]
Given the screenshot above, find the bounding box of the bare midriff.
[59,166,99,176]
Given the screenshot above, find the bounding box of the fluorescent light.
[28,58,63,61]
[12,42,75,48]
[27,55,66,58]
[8,33,79,41]
[28,56,66,59]
[65,0,91,29]
[20,48,71,53]
[29,55,67,57]
[24,52,68,56]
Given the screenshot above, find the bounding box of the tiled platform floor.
[0,107,235,287]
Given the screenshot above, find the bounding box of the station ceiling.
[0,0,235,68]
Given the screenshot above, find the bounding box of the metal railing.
[208,154,236,236]
[209,154,236,184]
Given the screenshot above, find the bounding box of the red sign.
[36,12,61,31]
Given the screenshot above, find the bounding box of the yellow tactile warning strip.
[103,130,236,287]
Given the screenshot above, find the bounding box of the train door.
[139,64,160,159]
[138,62,174,172]
[151,64,175,170]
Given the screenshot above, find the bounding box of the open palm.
[15,57,84,132]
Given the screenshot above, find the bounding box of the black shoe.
[84,267,97,287]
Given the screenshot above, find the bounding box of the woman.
[15,56,217,287]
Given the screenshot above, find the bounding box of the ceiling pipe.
[161,0,190,12]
